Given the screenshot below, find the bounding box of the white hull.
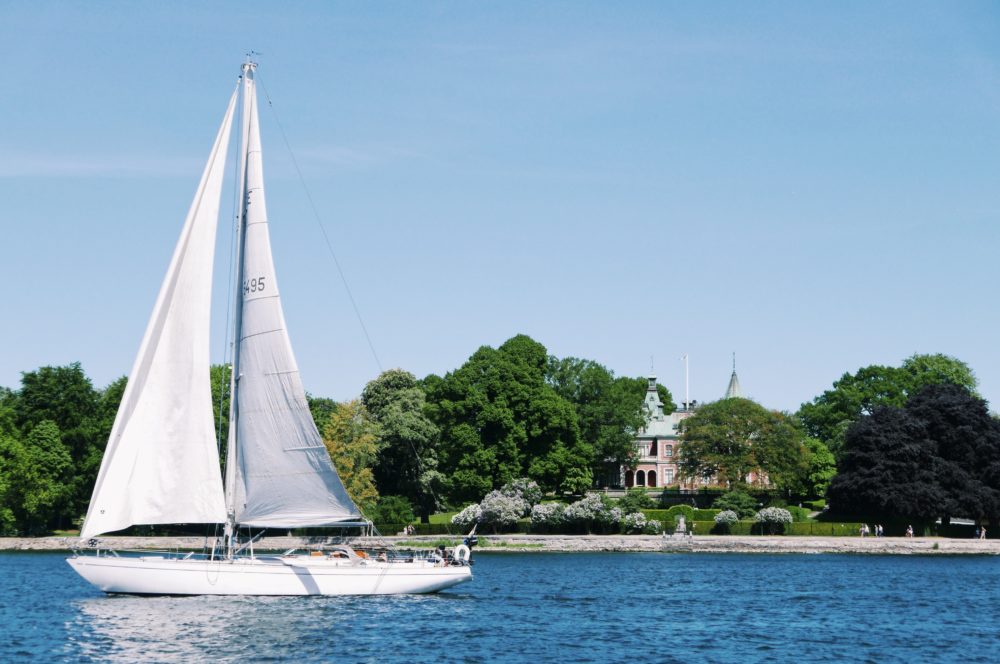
[67,554,472,596]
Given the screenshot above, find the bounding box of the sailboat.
[67,60,473,596]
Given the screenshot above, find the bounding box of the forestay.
[228,67,361,528]
[79,89,237,540]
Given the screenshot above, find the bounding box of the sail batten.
[80,87,238,540]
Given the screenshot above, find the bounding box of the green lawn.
[429,512,458,524]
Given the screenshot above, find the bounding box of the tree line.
[0,337,991,535]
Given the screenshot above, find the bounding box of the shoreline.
[2,534,998,555]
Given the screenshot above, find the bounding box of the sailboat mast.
[223,59,257,553]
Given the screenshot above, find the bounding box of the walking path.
[2,534,998,555]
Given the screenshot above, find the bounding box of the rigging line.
[255,71,383,373]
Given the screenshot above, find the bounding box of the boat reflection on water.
[67,592,457,661]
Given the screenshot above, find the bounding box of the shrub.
[785,505,811,523]
[619,488,655,514]
[714,510,739,525]
[755,507,793,534]
[530,503,566,532]
[451,503,482,528]
[693,509,720,521]
[501,478,542,508]
[479,490,528,530]
[564,494,622,532]
[645,519,662,535]
[623,511,648,533]
[713,491,759,519]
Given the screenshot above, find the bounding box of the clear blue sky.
[2,2,998,412]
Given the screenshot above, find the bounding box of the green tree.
[307,394,338,436]
[797,437,837,499]
[546,358,676,484]
[210,364,231,444]
[427,335,592,503]
[362,369,441,522]
[798,353,977,460]
[3,421,74,534]
[14,364,108,519]
[678,398,807,491]
[367,495,417,526]
[321,399,382,513]
[713,490,759,519]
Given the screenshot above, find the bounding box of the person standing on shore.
[980,526,987,540]
[906,525,914,538]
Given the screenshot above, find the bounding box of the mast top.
[242,52,260,74]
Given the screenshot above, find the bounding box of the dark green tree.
[798,353,977,460]
[827,407,945,528]
[828,383,1000,527]
[362,369,441,522]
[427,335,592,503]
[678,398,807,490]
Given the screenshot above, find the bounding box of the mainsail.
[228,65,361,527]
[80,89,237,540]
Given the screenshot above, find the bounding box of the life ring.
[453,544,471,563]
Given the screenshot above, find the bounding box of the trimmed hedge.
[691,521,866,536]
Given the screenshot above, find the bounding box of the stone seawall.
[2,534,998,555]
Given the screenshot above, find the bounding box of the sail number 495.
[243,276,266,295]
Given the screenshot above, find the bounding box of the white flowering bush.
[645,519,662,535]
[530,503,566,532]
[451,503,482,528]
[755,507,793,534]
[479,490,528,530]
[714,510,739,525]
[564,493,622,533]
[501,478,543,509]
[623,511,648,533]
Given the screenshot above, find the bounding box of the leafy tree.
[678,398,807,490]
[321,399,382,513]
[362,369,441,522]
[826,406,946,528]
[713,490,759,519]
[427,335,592,503]
[210,364,231,444]
[3,421,74,534]
[798,353,977,460]
[904,383,1000,523]
[828,380,1000,527]
[307,394,338,436]
[796,437,837,499]
[367,495,416,526]
[618,487,655,514]
[546,358,676,485]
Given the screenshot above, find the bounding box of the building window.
[664,444,673,458]
[636,471,646,487]
[647,470,656,487]
[650,438,658,456]
[663,468,674,485]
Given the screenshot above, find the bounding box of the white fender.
[453,544,471,562]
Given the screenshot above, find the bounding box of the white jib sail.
[231,68,361,527]
[80,89,237,540]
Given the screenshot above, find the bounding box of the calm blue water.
[2,551,998,662]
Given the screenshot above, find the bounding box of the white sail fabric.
[231,69,361,527]
[80,90,237,539]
